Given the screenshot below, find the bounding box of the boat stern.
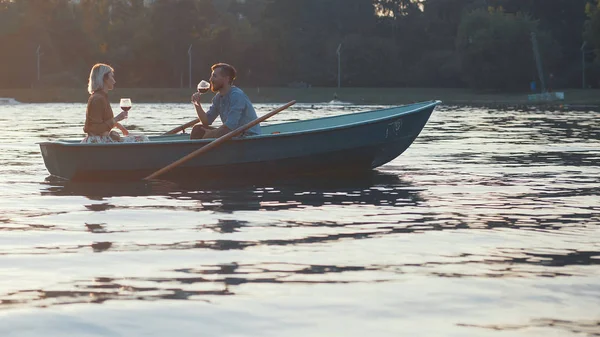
[39,142,77,180]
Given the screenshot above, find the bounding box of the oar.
[162,118,216,135]
[162,118,200,135]
[144,100,296,180]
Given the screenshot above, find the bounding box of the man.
[190,63,261,139]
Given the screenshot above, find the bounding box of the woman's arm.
[86,98,116,135]
[85,96,128,135]
[115,122,129,136]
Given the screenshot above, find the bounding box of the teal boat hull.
[39,100,440,181]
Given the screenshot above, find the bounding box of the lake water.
[0,102,599,337]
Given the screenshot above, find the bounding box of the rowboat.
[0,97,20,105]
[39,100,441,181]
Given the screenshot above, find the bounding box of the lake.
[0,102,599,337]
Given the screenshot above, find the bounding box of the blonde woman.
[82,63,148,143]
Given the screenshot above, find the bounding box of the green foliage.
[0,0,597,89]
[341,34,400,86]
[585,0,600,58]
[456,8,560,90]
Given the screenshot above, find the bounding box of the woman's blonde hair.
[87,63,114,94]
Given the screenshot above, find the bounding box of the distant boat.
[527,91,565,102]
[0,98,20,105]
[326,99,353,105]
[39,100,441,181]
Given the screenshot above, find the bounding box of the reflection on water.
[459,319,600,336]
[0,103,599,336]
[41,170,420,208]
[2,261,385,308]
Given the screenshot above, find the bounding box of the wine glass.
[120,98,132,124]
[197,80,210,94]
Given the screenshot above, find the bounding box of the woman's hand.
[115,110,128,122]
[115,122,129,136]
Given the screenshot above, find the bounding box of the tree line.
[1,0,599,91]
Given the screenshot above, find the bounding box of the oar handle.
[145,100,296,180]
[162,118,200,135]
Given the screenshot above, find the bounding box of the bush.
[37,71,84,88]
[456,8,560,91]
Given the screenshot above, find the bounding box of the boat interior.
[48,101,439,145]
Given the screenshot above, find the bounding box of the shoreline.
[1,87,599,108]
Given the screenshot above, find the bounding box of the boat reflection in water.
[31,171,426,306]
[42,170,424,210]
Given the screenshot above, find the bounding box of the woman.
[82,63,148,143]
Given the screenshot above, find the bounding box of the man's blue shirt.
[206,87,261,136]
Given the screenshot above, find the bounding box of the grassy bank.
[1,87,599,107]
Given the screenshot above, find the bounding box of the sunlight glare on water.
[0,101,599,337]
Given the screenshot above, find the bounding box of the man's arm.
[191,92,220,127]
[202,92,248,138]
[191,92,210,126]
[222,92,245,131]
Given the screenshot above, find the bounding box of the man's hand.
[191,92,202,106]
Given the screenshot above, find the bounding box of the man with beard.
[189,63,261,139]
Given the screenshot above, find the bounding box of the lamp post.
[336,43,342,88]
[581,41,587,89]
[36,45,42,82]
[530,32,546,93]
[188,44,192,88]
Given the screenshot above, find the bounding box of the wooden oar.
[162,118,200,135]
[144,100,296,180]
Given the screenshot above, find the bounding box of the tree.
[585,0,600,58]
[456,7,560,90]
[0,0,595,89]
[486,0,589,87]
[584,0,600,87]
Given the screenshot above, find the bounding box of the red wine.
[198,88,209,94]
[121,106,131,112]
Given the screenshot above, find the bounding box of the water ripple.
[0,103,598,336]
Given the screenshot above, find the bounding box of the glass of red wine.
[197,80,210,94]
[120,98,132,124]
